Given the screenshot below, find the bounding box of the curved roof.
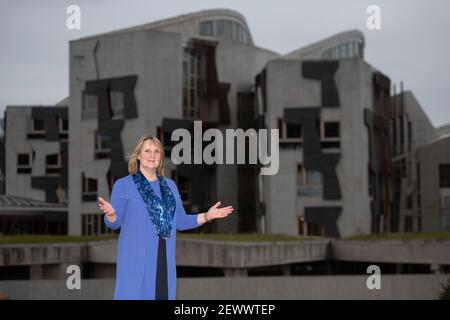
[78,8,254,44]
[284,29,364,59]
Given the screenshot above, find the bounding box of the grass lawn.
[2,231,449,244]
[0,233,316,244]
[0,235,118,245]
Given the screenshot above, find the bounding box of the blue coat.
[104,175,200,300]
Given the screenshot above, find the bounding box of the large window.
[82,173,97,202]
[199,21,213,36]
[17,153,31,174]
[297,164,322,196]
[94,130,111,159]
[439,164,450,188]
[322,41,363,60]
[278,118,302,140]
[46,153,61,175]
[323,122,340,138]
[321,121,340,149]
[32,119,45,132]
[82,213,114,235]
[307,222,325,237]
[199,19,250,44]
[182,47,207,118]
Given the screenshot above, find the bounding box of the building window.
[32,119,45,132]
[82,173,97,202]
[439,164,450,188]
[109,91,124,120]
[297,164,322,196]
[216,20,232,39]
[278,118,302,141]
[320,121,340,149]
[46,153,61,175]
[199,21,213,36]
[82,213,114,235]
[323,122,340,138]
[17,153,32,174]
[59,117,68,133]
[182,47,206,119]
[94,130,111,159]
[307,222,324,237]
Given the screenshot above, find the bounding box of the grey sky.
[1,0,449,127]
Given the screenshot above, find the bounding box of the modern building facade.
[1,106,68,234]
[68,9,278,235]
[2,9,449,237]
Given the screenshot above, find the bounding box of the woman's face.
[137,140,161,172]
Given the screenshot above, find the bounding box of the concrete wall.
[5,106,60,201]
[262,59,374,238]
[1,275,448,300]
[2,239,449,269]
[418,137,450,231]
[69,29,184,235]
[68,21,278,235]
[214,40,278,233]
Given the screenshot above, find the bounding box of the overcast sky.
[1,0,449,127]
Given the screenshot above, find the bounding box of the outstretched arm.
[99,180,128,230]
[197,201,234,225]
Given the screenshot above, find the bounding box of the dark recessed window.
[17,154,30,166]
[61,118,68,132]
[324,122,340,138]
[286,123,302,139]
[439,164,450,188]
[33,119,45,132]
[307,222,324,237]
[46,154,59,166]
[82,174,98,202]
[17,153,31,174]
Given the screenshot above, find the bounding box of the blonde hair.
[128,135,166,176]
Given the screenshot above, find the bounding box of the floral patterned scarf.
[132,170,176,239]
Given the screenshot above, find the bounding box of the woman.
[98,135,234,300]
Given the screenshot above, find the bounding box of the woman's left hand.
[205,201,234,221]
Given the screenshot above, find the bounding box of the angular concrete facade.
[2,9,448,238]
[68,9,278,235]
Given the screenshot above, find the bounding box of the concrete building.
[68,9,278,235]
[416,135,450,232]
[2,9,448,238]
[256,30,392,238]
[1,106,68,234]
[390,90,437,232]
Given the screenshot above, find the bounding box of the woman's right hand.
[98,197,117,222]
